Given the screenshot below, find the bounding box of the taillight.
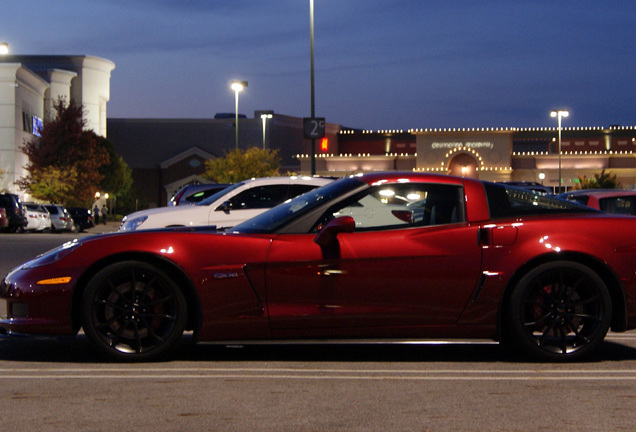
[173,190,186,205]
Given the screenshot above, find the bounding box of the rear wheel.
[81,261,187,361]
[506,261,612,361]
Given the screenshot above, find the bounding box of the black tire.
[506,261,612,361]
[81,261,187,361]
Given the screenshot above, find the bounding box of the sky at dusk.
[3,0,636,131]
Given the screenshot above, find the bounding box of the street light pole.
[309,0,316,175]
[550,110,569,192]
[231,80,247,150]
[260,112,273,149]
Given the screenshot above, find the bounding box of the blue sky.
[3,0,636,130]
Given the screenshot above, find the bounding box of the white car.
[120,176,334,231]
[24,203,52,232]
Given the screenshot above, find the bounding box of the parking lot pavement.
[84,220,120,234]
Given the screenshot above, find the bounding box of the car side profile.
[3,172,636,363]
[120,176,333,231]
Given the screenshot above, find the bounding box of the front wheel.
[81,261,187,361]
[506,261,612,361]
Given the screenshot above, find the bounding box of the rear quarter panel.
[459,214,636,330]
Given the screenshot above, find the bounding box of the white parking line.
[2,367,636,380]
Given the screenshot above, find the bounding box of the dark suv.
[0,193,28,233]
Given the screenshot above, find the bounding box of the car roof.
[353,171,468,186]
[559,189,636,199]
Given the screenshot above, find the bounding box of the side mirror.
[216,201,231,214]
[313,216,355,247]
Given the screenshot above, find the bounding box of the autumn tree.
[203,147,281,183]
[17,97,110,206]
[27,166,77,204]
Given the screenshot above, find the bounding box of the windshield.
[484,182,598,219]
[232,177,365,233]
[196,182,244,206]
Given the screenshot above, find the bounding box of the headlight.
[22,240,81,269]
[120,215,148,231]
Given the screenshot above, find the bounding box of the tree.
[97,135,133,199]
[17,97,111,206]
[575,169,621,189]
[26,166,77,204]
[203,147,281,183]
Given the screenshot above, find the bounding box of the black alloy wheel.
[81,261,187,361]
[507,261,612,361]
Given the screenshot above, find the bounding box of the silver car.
[44,204,73,232]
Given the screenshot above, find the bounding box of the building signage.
[431,141,494,149]
[303,117,325,139]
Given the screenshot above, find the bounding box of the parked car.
[44,204,73,232]
[67,207,94,232]
[120,176,333,231]
[557,189,636,215]
[0,193,28,233]
[501,181,552,195]
[169,183,232,206]
[23,203,52,232]
[0,208,8,231]
[3,172,636,362]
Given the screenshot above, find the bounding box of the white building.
[0,55,115,197]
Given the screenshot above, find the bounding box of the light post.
[550,110,569,192]
[0,43,8,55]
[231,80,247,150]
[260,111,273,149]
[309,0,316,175]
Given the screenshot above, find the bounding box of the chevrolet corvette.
[2,172,636,362]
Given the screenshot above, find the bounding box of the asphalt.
[82,220,121,235]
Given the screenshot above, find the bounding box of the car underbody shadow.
[1,334,636,364]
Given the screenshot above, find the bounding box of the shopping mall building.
[2,54,635,207]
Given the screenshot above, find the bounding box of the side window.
[185,187,225,204]
[223,185,290,210]
[286,184,318,200]
[314,182,465,231]
[599,197,636,215]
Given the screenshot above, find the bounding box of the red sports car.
[2,172,636,362]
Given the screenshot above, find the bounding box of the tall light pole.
[309,0,316,175]
[260,112,273,149]
[231,80,247,150]
[550,110,569,192]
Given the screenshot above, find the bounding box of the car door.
[264,181,483,337]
